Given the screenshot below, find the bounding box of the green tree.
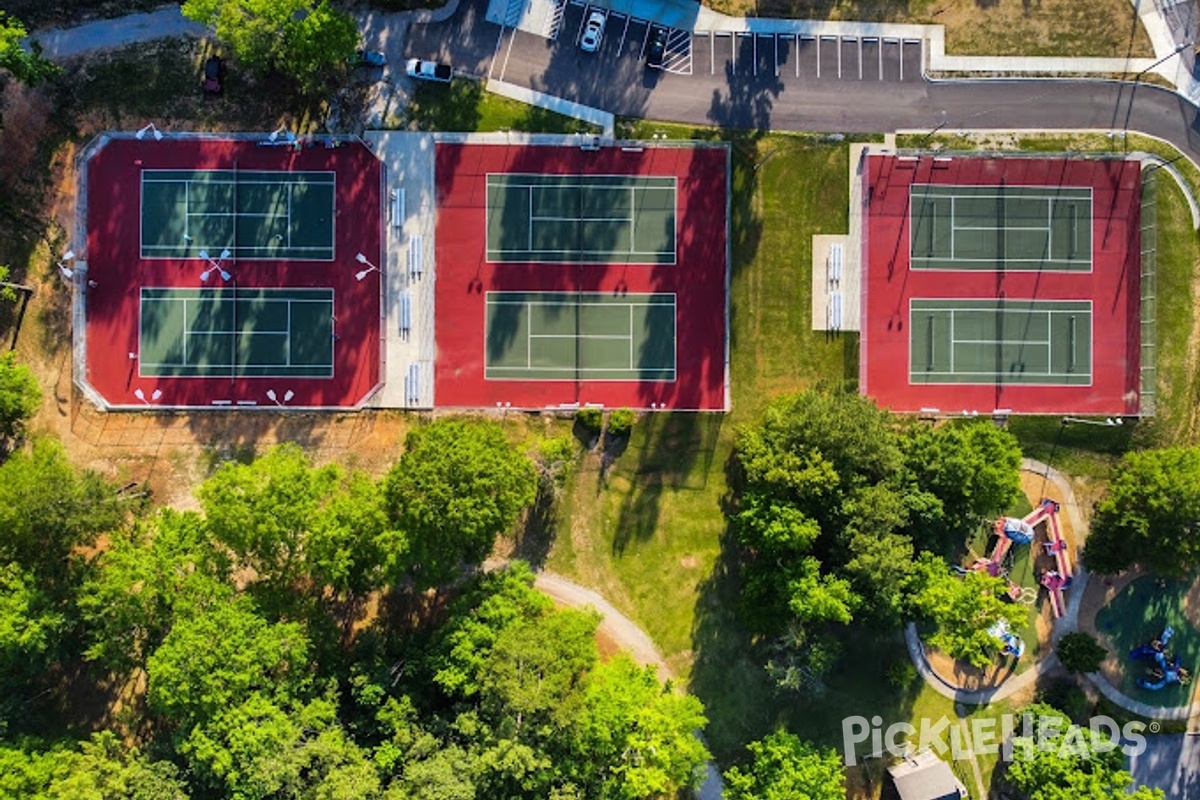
[723,731,844,800]
[910,553,1026,669]
[0,13,58,86]
[1085,447,1200,575]
[384,419,537,587]
[146,598,311,730]
[573,655,709,799]
[1056,632,1107,674]
[0,561,65,713]
[78,510,232,672]
[735,389,903,521]
[181,0,357,91]
[0,438,122,585]
[182,693,379,800]
[732,497,857,632]
[199,445,403,615]
[0,732,188,800]
[0,352,40,442]
[1005,704,1163,800]
[903,420,1022,551]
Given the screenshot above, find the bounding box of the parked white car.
[405,58,453,82]
[579,10,607,53]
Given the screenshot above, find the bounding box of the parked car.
[645,25,668,69]
[352,49,386,68]
[405,58,453,82]
[579,9,607,53]
[202,55,224,94]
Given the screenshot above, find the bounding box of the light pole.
[198,249,232,282]
[266,389,295,406]
[135,123,164,141]
[133,388,162,405]
[1041,416,1123,498]
[57,250,76,280]
[1124,41,1193,148]
[354,252,381,281]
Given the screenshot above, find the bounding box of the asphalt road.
[408,0,1200,161]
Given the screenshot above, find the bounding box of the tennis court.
[485,292,675,380]
[909,299,1092,385]
[909,185,1092,271]
[485,174,676,264]
[139,287,334,378]
[141,170,335,260]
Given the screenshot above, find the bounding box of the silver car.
[580,10,607,53]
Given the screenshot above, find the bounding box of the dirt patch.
[925,643,1017,691]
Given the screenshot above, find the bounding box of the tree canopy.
[1085,447,1200,575]
[727,389,1025,687]
[384,419,538,586]
[181,0,358,91]
[909,554,1027,668]
[0,352,40,443]
[723,731,844,800]
[1004,704,1163,800]
[0,13,58,86]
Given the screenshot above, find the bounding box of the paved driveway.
[1128,734,1200,799]
[407,0,1200,164]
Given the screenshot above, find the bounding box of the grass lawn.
[397,78,601,134]
[549,127,858,761]
[702,0,1152,58]
[1094,574,1200,708]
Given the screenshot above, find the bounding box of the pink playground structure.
[1035,499,1073,618]
[975,499,1072,617]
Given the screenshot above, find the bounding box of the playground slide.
[1045,507,1072,577]
[1023,498,1056,529]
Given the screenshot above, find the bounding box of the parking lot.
[557,0,924,82]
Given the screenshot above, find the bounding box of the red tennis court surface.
[82,135,382,409]
[433,143,729,411]
[861,154,1141,415]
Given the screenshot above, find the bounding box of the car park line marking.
[501,24,519,80]
[774,33,779,76]
[663,29,692,75]
[488,22,507,81]
[731,32,737,70]
[617,13,629,51]
[639,22,650,60]
[815,35,820,77]
[752,33,757,77]
[795,35,801,77]
[856,36,862,80]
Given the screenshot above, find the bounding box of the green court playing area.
[141,170,335,260]
[485,292,675,380]
[910,299,1091,385]
[485,174,676,264]
[139,287,334,378]
[910,185,1092,271]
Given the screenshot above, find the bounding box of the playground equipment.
[1129,626,1192,690]
[1033,499,1072,618]
[988,619,1026,659]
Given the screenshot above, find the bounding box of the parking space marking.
[662,28,692,75]
[616,13,629,51]
[710,31,715,74]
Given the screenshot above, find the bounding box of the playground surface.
[82,135,383,409]
[861,155,1142,415]
[434,142,729,411]
[1094,574,1200,708]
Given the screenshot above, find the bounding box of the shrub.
[1057,632,1106,674]
[606,408,636,438]
[576,407,603,436]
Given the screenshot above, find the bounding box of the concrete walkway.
[906,459,1197,724]
[32,6,208,59]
